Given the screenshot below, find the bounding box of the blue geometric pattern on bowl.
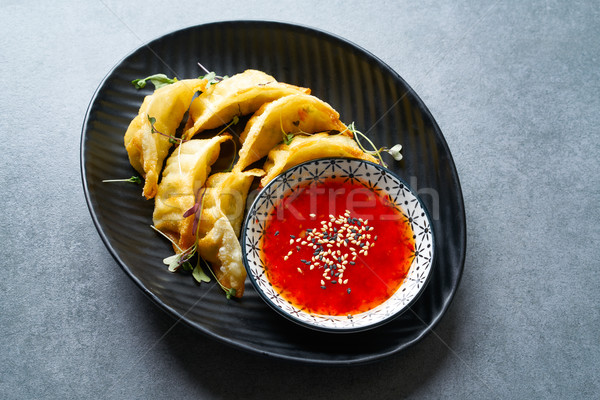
[242,158,434,332]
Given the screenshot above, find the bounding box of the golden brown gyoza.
[152,135,230,252]
[195,169,264,297]
[260,132,378,186]
[183,70,310,140]
[125,78,208,199]
[233,93,349,171]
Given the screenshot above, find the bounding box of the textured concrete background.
[1,0,598,399]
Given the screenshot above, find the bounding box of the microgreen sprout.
[200,257,238,299]
[148,116,186,144]
[131,74,178,90]
[151,186,237,298]
[102,176,142,184]
[150,225,195,272]
[280,116,311,145]
[344,122,403,167]
[197,62,228,85]
[216,115,240,136]
[283,132,295,145]
[183,187,208,238]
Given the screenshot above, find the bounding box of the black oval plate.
[81,20,466,365]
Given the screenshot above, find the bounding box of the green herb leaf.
[199,71,216,82]
[132,74,178,90]
[225,288,237,299]
[163,253,182,272]
[181,261,194,272]
[198,70,228,86]
[192,264,211,283]
[283,132,295,145]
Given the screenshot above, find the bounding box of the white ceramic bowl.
[242,158,435,332]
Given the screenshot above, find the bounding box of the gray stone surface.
[1,0,598,399]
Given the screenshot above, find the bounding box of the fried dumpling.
[125,78,208,199]
[196,169,264,298]
[152,135,230,252]
[233,93,349,171]
[184,70,310,140]
[260,132,378,186]
[197,169,264,237]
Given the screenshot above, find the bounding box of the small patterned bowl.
[242,158,435,332]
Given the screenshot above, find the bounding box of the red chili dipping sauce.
[261,178,415,316]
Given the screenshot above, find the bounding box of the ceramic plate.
[81,20,466,364]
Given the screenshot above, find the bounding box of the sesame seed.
[310,213,316,218]
[297,267,303,273]
[275,231,279,236]
[284,256,289,261]
[289,239,294,245]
